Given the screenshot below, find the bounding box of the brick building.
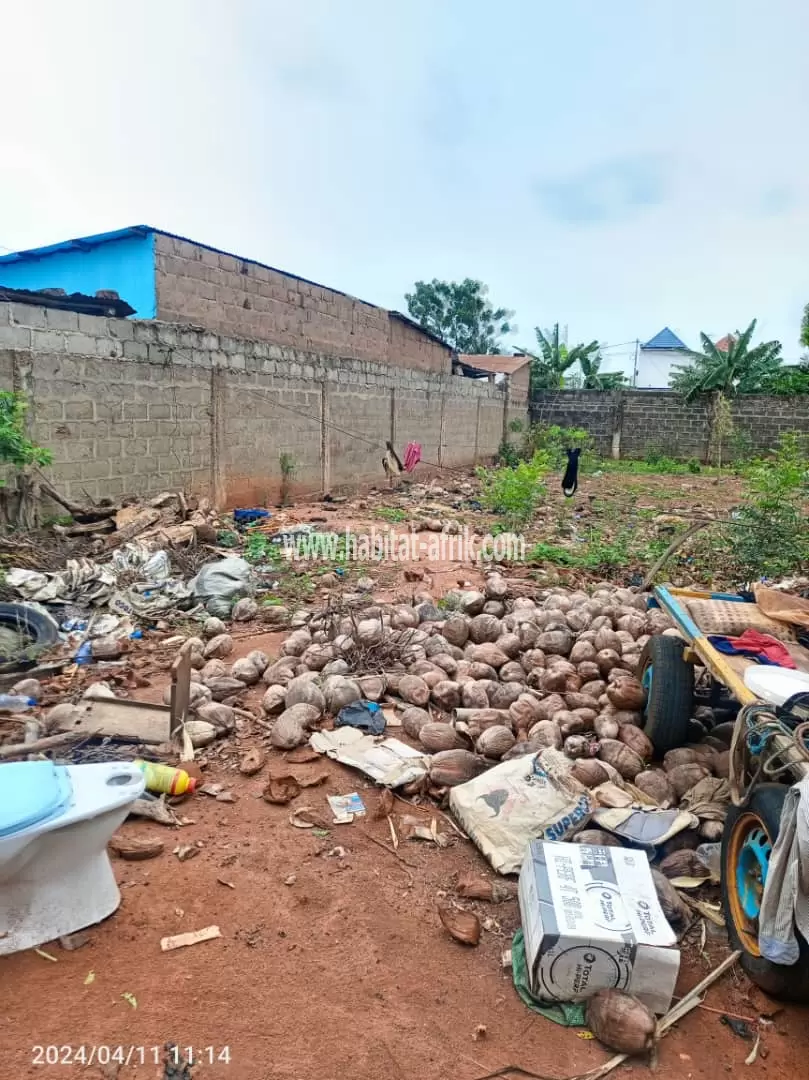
[0,227,452,374]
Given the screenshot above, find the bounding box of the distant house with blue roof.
[635,327,689,388]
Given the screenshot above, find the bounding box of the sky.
[2,1,808,377]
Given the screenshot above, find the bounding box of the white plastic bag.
[449,749,592,875]
[189,557,254,617]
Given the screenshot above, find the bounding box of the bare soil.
[2,469,807,1080]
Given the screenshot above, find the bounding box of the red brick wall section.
[154,234,452,375]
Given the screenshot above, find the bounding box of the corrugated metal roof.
[641,327,687,350]
[458,353,530,375]
[0,228,445,350]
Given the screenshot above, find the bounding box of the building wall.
[0,302,521,506]
[530,389,809,460]
[0,233,157,318]
[634,347,687,389]
[154,233,452,374]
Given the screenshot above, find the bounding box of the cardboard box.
[518,840,680,1014]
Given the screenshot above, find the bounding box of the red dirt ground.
[2,473,808,1080]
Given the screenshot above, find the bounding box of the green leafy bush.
[477,452,550,529]
[726,433,809,581]
[522,423,595,469]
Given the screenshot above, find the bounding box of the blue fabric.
[0,761,73,837]
[335,701,385,735]
[708,635,780,666]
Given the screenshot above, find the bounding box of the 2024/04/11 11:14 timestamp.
[31,1045,232,1067]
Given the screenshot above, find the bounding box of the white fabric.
[759,776,809,964]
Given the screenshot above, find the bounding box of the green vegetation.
[669,319,783,401]
[0,392,53,475]
[721,432,809,582]
[522,423,595,469]
[404,278,514,354]
[374,506,408,523]
[476,452,550,529]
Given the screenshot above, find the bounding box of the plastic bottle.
[0,694,36,713]
[134,760,198,796]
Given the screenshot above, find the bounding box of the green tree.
[521,324,603,391]
[579,350,627,390]
[800,302,809,350]
[669,319,782,402]
[404,279,514,354]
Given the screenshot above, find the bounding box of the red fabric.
[404,442,422,472]
[726,629,796,669]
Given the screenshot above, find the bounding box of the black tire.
[0,601,60,674]
[721,783,809,1001]
[637,635,694,756]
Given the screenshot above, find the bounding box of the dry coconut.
[430,750,486,787]
[570,759,610,788]
[476,725,516,759]
[401,706,432,740]
[203,633,234,660]
[262,685,287,715]
[270,703,321,749]
[398,674,431,706]
[200,658,228,682]
[598,738,644,780]
[607,676,646,712]
[420,722,465,752]
[285,677,326,714]
[232,597,258,622]
[231,657,262,686]
[667,762,710,800]
[322,675,362,714]
[633,768,675,808]
[586,990,656,1056]
[202,617,227,640]
[571,827,623,846]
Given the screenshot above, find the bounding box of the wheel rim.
[726,811,773,956]
[641,663,653,720]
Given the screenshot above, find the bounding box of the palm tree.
[669,319,782,402]
[579,350,626,390]
[523,324,602,391]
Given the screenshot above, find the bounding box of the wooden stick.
[0,730,88,760]
[564,951,741,1080]
[642,520,712,590]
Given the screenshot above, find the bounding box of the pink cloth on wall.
[404,442,422,472]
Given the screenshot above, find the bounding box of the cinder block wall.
[153,234,451,374]
[0,302,521,506]
[530,390,809,460]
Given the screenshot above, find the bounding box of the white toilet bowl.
[0,760,145,955]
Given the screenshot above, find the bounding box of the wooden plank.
[50,698,171,744]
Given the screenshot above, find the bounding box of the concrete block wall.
[154,233,452,375]
[0,301,521,506]
[530,389,809,461]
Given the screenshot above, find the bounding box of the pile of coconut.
[173,576,730,849]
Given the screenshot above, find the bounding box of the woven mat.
[684,599,798,642]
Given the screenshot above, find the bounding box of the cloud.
[758,184,796,217]
[534,155,668,225]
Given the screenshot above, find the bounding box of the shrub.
[476,452,550,529]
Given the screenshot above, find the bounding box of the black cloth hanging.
[561,448,581,497]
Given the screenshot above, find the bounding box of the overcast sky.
[2,1,807,374]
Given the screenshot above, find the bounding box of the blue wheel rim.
[736,827,771,920]
[641,664,653,719]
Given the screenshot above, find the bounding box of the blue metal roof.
[0,226,152,264]
[0,225,378,310]
[641,327,687,350]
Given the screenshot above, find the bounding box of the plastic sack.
[189,557,254,617]
[448,749,592,875]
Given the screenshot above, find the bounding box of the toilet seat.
[0,761,73,838]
